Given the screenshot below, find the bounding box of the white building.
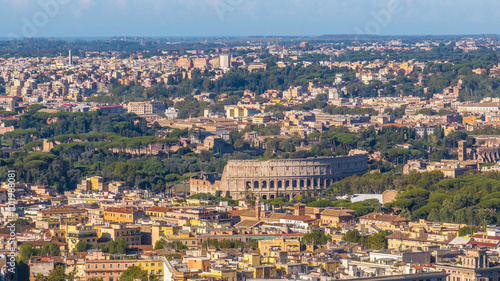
[220,54,231,69]
[165,107,179,119]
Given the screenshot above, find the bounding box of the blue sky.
[1,0,499,38]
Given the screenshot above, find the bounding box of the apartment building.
[95,223,142,245]
[85,258,137,281]
[103,208,147,224]
[258,237,301,257]
[435,249,500,281]
[127,101,165,115]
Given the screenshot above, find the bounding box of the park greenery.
[343,230,393,250]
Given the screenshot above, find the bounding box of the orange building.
[103,208,146,224]
[186,257,210,271]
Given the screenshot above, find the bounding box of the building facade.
[190,154,368,199]
[127,101,165,115]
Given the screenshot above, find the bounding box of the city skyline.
[1,0,500,38]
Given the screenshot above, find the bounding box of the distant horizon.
[2,0,500,39]
[0,33,499,42]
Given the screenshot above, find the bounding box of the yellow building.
[151,225,183,246]
[258,237,301,257]
[263,251,288,264]
[76,176,107,192]
[253,114,271,124]
[316,261,341,274]
[462,115,477,126]
[186,199,202,206]
[103,207,145,224]
[138,259,164,277]
[37,216,85,243]
[90,176,104,190]
[165,232,198,249]
[386,231,453,250]
[63,224,99,251]
[95,223,142,245]
[145,206,172,218]
[37,206,87,221]
[199,269,238,281]
[239,253,261,268]
[245,266,277,279]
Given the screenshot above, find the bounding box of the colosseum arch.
[190,154,368,199]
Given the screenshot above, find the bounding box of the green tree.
[343,230,362,244]
[106,238,128,254]
[119,265,149,281]
[19,243,36,263]
[41,242,60,256]
[245,240,259,249]
[367,231,392,250]
[154,239,167,250]
[10,218,30,226]
[458,226,480,237]
[74,241,93,252]
[303,231,330,245]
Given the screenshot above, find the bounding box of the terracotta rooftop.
[321,208,356,217]
[146,206,172,213]
[105,207,137,214]
[234,219,262,228]
[281,215,316,222]
[359,212,409,223]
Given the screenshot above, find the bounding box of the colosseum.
[190,154,368,200]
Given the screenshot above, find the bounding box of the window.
[103,264,105,268]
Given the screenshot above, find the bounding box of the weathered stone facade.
[190,154,368,199]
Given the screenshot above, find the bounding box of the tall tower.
[294,203,305,216]
[255,198,261,220]
[68,50,73,65]
[219,54,231,69]
[458,140,467,161]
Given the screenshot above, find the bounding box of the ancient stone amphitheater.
[190,154,368,199]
